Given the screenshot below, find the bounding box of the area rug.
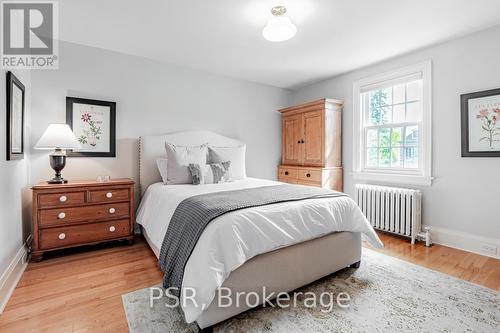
[122,248,499,332]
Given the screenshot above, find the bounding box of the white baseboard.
[424,225,500,259]
[0,246,28,314]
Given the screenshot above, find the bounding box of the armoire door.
[282,114,302,165]
[302,110,324,166]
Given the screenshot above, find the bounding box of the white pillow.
[164,143,208,184]
[156,158,168,184]
[208,145,246,181]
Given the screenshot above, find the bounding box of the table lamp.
[34,124,80,184]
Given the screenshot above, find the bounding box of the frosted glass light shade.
[262,16,297,42]
[35,124,80,150]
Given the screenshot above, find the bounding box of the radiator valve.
[417,226,432,247]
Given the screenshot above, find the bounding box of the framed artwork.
[461,88,500,157]
[66,97,116,157]
[6,72,25,161]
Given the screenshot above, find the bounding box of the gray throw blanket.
[159,184,346,296]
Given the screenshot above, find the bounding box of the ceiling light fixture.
[262,5,297,42]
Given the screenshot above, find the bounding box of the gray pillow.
[188,161,231,185]
[164,143,208,184]
[208,145,246,181]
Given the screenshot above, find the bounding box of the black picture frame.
[461,88,500,157]
[66,97,116,157]
[6,72,25,161]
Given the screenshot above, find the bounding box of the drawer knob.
[106,192,113,198]
[109,208,116,214]
[59,195,67,202]
[109,226,116,232]
[284,171,289,176]
[58,212,66,219]
[58,233,66,240]
[306,173,311,178]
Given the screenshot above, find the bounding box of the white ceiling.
[60,0,500,89]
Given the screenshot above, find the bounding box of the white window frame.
[352,61,433,186]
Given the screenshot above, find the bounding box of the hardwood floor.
[0,233,498,332]
[365,232,500,291]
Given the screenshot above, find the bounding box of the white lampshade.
[34,124,80,150]
[262,16,297,42]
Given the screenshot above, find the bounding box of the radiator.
[355,184,422,244]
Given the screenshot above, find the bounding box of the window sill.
[351,171,433,186]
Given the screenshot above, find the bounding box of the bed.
[136,130,382,330]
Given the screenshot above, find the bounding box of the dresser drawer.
[297,168,322,182]
[38,192,85,208]
[39,219,130,250]
[39,202,130,227]
[88,188,130,203]
[278,166,298,179]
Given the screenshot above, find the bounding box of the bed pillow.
[164,143,208,184]
[155,158,168,184]
[208,145,246,181]
[188,161,231,185]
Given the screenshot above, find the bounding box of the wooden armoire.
[278,98,343,191]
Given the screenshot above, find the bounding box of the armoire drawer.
[278,166,298,179]
[297,169,322,182]
[278,177,298,184]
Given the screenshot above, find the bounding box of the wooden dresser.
[278,98,343,191]
[31,179,135,261]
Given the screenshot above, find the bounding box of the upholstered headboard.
[139,130,244,195]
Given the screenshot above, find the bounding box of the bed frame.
[139,130,362,330]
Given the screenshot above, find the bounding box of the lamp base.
[47,177,68,184]
[48,150,68,184]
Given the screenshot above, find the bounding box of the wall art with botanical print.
[461,88,500,157]
[6,72,25,161]
[66,97,116,157]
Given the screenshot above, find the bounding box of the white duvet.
[136,178,383,323]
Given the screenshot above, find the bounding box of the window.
[353,61,432,185]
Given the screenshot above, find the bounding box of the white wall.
[292,25,500,257]
[30,41,291,191]
[0,69,31,311]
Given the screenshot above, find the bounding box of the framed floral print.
[6,72,25,161]
[66,97,116,157]
[461,88,500,157]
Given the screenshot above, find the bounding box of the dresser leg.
[126,238,134,246]
[31,251,43,262]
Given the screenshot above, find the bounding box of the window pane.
[379,148,390,167]
[367,129,378,147]
[406,102,422,122]
[393,84,405,104]
[391,127,403,146]
[369,87,392,105]
[366,148,378,167]
[391,148,402,167]
[379,128,391,147]
[406,80,421,102]
[405,125,418,146]
[403,147,418,168]
[369,106,392,125]
[393,104,405,123]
